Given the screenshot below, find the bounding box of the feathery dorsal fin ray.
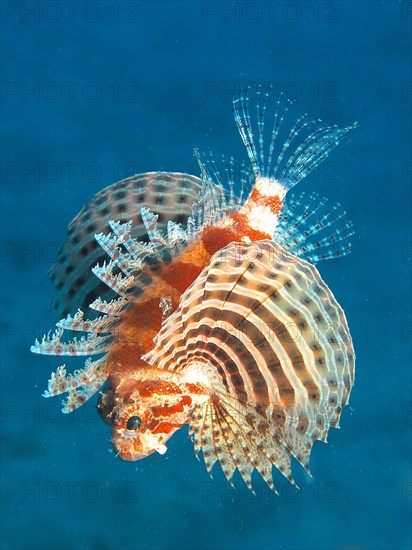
[194,149,254,208]
[42,357,110,413]
[193,86,357,242]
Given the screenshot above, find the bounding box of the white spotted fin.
[49,172,212,316]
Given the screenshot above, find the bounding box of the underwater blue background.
[1,1,411,549]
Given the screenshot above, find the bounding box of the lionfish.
[31,87,356,492]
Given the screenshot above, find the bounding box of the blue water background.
[1,1,411,549]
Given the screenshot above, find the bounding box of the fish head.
[106,374,198,461]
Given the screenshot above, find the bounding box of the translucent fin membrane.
[273,192,354,264]
[233,85,358,190]
[109,220,154,261]
[94,232,137,277]
[189,393,297,493]
[187,150,248,238]
[92,261,136,295]
[194,149,254,209]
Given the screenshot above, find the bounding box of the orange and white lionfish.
[32,87,356,492]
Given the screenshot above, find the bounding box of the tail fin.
[233,85,358,190]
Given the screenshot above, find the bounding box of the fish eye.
[126,415,142,430]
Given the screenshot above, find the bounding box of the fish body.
[32,87,356,491]
[89,183,289,463]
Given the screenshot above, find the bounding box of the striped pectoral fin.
[281,402,341,476]
[145,239,354,492]
[49,172,208,317]
[281,412,314,476]
[189,391,295,493]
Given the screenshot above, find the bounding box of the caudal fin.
[233,85,358,191]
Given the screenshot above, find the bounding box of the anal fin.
[273,192,354,264]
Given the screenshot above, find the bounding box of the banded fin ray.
[30,327,112,356]
[56,309,114,334]
[89,296,129,316]
[143,240,355,491]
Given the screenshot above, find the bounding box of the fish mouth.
[112,429,169,461]
[118,449,153,461]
